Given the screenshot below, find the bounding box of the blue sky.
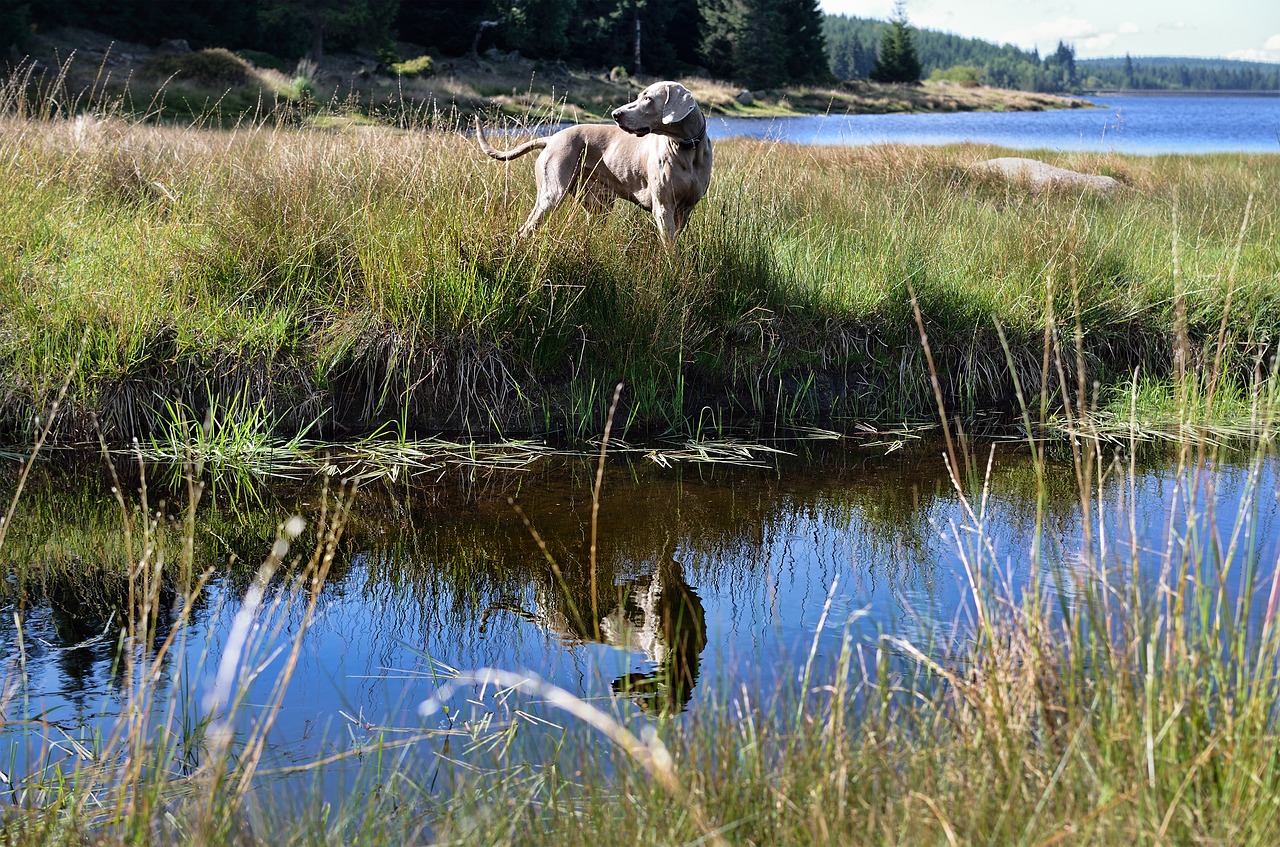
[818,0,1280,61]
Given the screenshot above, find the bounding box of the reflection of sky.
[712,95,1280,154]
[7,447,1280,794]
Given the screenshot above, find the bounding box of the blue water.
[712,94,1280,155]
[7,443,1280,801]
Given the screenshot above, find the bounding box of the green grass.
[0,74,1278,445]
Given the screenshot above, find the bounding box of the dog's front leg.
[652,200,679,250]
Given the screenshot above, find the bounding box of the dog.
[479,557,707,713]
[475,80,713,249]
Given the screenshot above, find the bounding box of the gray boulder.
[973,157,1120,193]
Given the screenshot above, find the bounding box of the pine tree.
[735,0,786,86]
[869,1,920,83]
[779,0,831,84]
[1043,40,1077,91]
[499,0,575,59]
[1,0,31,55]
[699,0,827,86]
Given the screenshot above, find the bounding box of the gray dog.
[476,81,713,249]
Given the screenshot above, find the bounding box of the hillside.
[825,14,1280,93]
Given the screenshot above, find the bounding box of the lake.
[712,93,1280,155]
[5,439,1279,791]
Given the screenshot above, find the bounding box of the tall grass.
[1,68,1277,442]
[3,68,1280,845]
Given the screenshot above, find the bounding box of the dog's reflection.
[480,558,707,713]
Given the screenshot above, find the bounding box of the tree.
[779,0,831,84]
[1,0,31,57]
[259,0,399,65]
[699,0,827,87]
[1042,40,1077,91]
[869,1,920,84]
[567,0,701,76]
[395,0,491,56]
[496,0,575,60]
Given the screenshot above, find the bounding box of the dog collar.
[677,129,705,150]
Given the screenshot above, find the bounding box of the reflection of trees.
[1,440,1194,718]
[0,570,180,724]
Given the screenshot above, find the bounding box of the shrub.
[390,54,434,78]
[929,64,984,87]
[139,48,253,87]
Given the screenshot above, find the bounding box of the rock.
[159,38,191,54]
[735,89,754,106]
[973,157,1120,193]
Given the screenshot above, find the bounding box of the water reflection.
[481,556,707,713]
[3,440,1279,781]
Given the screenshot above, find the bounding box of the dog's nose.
[611,107,623,120]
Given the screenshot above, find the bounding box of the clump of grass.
[138,49,256,88]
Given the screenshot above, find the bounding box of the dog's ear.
[661,83,697,125]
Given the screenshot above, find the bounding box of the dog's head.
[611,81,699,137]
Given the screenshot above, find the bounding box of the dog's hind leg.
[516,192,564,238]
[515,155,573,238]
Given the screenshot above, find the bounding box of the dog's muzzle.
[612,108,648,136]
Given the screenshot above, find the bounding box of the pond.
[712,93,1280,154]
[4,436,1279,795]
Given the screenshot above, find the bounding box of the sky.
[818,0,1280,62]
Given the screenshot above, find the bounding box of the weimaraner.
[475,81,712,249]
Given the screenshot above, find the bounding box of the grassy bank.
[0,72,1277,445]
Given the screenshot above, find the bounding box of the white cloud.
[1079,32,1119,52]
[1001,17,1133,57]
[1003,16,1101,48]
[1230,33,1280,62]
[1228,49,1277,61]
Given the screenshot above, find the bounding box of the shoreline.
[13,26,1085,123]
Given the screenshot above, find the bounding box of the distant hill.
[824,14,1280,92]
[1076,56,1280,91]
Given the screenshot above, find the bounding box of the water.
[5,439,1280,793]
[711,94,1280,155]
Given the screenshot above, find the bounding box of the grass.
[5,356,1280,843]
[8,39,1280,847]
[1,68,1276,446]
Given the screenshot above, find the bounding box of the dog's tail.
[475,118,549,161]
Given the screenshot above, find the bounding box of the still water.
[713,94,1280,155]
[4,439,1280,787]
